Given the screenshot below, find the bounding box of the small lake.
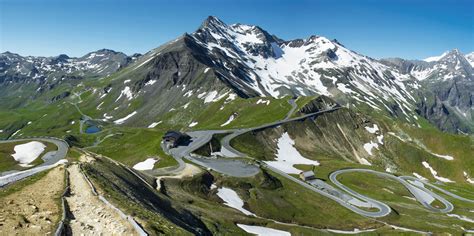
[85,125,101,134]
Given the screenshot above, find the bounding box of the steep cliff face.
[416,79,474,133]
[382,49,474,133]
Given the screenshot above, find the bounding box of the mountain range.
[1,16,473,134]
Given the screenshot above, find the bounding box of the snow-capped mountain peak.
[0,49,135,92]
[188,16,417,118]
[385,49,472,81]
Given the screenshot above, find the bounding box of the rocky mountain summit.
[382,49,473,133]
[190,17,418,116]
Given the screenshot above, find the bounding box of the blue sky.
[1,0,473,59]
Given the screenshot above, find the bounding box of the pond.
[85,125,101,134]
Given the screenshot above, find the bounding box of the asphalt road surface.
[261,163,392,218]
[330,169,455,215]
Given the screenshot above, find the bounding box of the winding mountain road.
[0,137,69,187]
[163,107,339,177]
[400,176,474,204]
[330,169,454,214]
[261,163,392,217]
[161,103,474,218]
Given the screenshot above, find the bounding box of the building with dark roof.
[163,131,191,148]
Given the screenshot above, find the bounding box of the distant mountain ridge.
[1,49,137,79]
[1,16,473,133]
[381,49,473,133]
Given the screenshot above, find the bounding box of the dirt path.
[66,164,137,235]
[0,166,65,235]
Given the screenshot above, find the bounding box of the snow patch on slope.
[220,114,235,127]
[447,214,474,223]
[133,158,158,170]
[11,141,46,167]
[256,99,270,105]
[145,80,156,86]
[237,224,290,236]
[413,173,428,181]
[364,124,379,134]
[464,171,474,184]
[421,161,454,183]
[148,121,162,128]
[216,187,255,216]
[265,132,320,174]
[363,142,379,156]
[114,111,137,124]
[428,152,454,161]
[116,86,133,101]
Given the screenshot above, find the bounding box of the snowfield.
[199,90,228,103]
[226,93,237,102]
[447,214,474,223]
[265,132,320,174]
[145,80,157,86]
[114,111,137,124]
[428,152,454,161]
[220,114,235,127]
[337,83,356,94]
[115,86,133,101]
[421,161,454,183]
[216,187,255,216]
[133,158,158,171]
[363,141,379,156]
[11,141,46,167]
[376,135,384,144]
[327,228,376,234]
[102,113,113,120]
[203,91,218,103]
[237,224,290,236]
[147,121,162,128]
[359,158,372,166]
[412,172,428,181]
[365,124,379,134]
[463,171,474,184]
[256,99,270,105]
